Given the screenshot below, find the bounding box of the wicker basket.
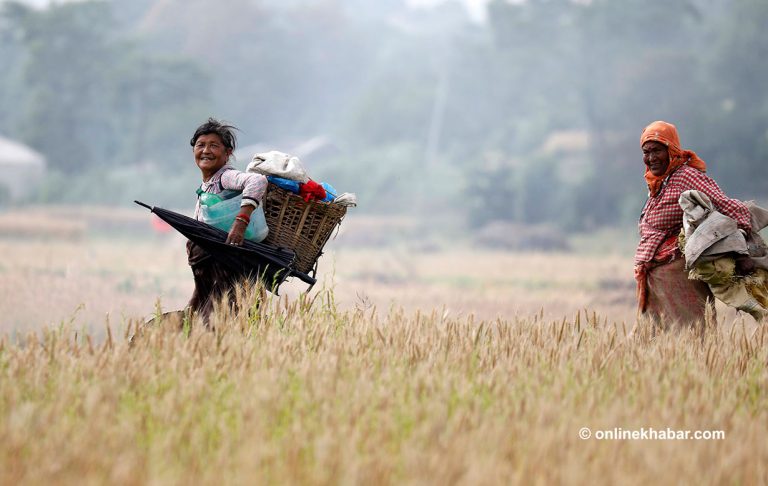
[262,182,347,275]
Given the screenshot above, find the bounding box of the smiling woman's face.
[194,133,232,181]
[642,140,670,177]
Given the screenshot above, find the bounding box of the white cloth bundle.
[333,193,358,207]
[247,150,309,183]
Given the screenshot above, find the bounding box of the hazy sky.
[406,0,492,21]
[11,0,495,22]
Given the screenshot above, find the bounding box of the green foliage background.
[0,0,766,230]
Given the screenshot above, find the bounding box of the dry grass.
[1,284,766,485]
[0,231,640,333]
[0,212,766,483]
[0,212,86,241]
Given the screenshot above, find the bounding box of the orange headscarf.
[640,120,707,196]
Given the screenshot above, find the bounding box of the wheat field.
[1,285,766,484]
[0,211,766,484]
[0,222,640,333]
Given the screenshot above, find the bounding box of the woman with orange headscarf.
[635,121,753,327]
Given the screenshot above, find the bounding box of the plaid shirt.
[635,165,752,264]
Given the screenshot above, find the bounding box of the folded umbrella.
[135,201,316,292]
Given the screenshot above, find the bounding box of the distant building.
[0,135,46,201]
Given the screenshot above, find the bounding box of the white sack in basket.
[247,150,310,183]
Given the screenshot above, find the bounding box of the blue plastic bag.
[267,176,301,194]
[320,182,337,202]
[268,176,338,203]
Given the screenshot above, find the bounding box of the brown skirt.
[186,240,240,322]
[643,257,715,328]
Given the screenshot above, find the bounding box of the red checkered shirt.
[635,165,752,264]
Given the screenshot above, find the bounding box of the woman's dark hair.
[190,117,239,151]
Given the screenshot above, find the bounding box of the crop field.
[0,209,641,333]
[1,209,766,484]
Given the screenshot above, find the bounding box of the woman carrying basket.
[186,118,268,322]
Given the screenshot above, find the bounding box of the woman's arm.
[680,168,752,232]
[221,170,268,208]
[220,170,267,245]
[225,204,256,246]
[221,170,267,245]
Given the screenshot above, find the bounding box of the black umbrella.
[135,201,316,292]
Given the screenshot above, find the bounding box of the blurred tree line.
[0,0,766,231]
